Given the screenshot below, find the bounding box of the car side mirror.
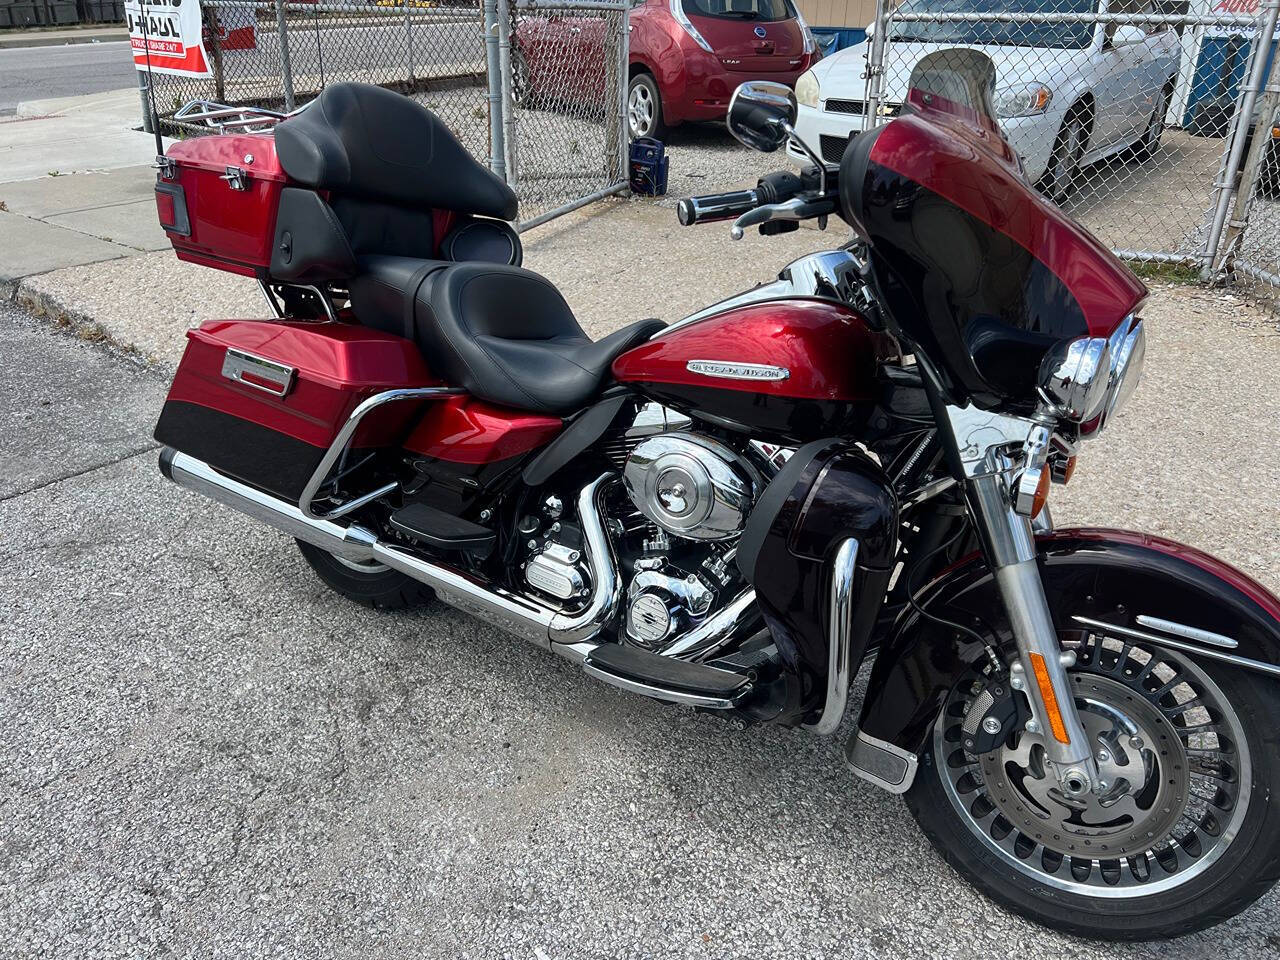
[727,81,798,153]
[1111,24,1147,46]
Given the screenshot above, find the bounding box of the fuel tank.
[611,299,897,444]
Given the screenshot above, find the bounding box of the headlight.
[796,69,821,109]
[994,82,1053,119]
[1039,314,1145,438]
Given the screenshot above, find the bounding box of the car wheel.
[1039,110,1088,205]
[1132,84,1170,162]
[627,72,665,141]
[511,46,536,108]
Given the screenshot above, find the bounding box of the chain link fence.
[143,0,628,226]
[858,0,1280,299]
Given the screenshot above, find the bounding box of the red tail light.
[154,181,191,237]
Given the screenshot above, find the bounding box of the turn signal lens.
[1049,454,1077,485]
[1031,467,1052,518]
[1029,653,1071,744]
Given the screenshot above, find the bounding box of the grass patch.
[1126,260,1202,284]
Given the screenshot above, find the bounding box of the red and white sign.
[209,4,257,52]
[126,0,211,77]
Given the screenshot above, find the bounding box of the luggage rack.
[171,100,296,134]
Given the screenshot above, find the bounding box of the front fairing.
[839,49,1147,412]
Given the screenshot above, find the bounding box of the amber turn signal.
[1049,453,1077,485]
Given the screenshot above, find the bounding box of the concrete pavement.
[1,295,1277,958]
[0,39,138,113]
[0,26,128,50]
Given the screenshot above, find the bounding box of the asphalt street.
[0,41,139,116]
[2,298,1277,958]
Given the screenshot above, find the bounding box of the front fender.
[856,527,1280,765]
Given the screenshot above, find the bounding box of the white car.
[788,0,1181,202]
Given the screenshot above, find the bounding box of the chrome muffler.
[158,449,620,662]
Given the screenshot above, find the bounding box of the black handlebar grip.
[677,189,760,226]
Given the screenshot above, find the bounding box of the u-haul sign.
[126,0,211,77]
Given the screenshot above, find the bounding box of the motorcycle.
[150,51,1280,938]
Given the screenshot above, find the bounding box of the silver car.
[788,0,1182,202]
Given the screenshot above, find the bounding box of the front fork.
[942,406,1101,796]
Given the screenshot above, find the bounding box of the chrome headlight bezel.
[1039,314,1146,439]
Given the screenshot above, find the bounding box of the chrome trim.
[1073,616,1279,678]
[581,664,746,709]
[161,449,621,658]
[1030,504,1055,534]
[1135,614,1239,650]
[685,360,790,382]
[298,387,465,520]
[1038,335,1112,423]
[660,588,759,660]
[804,538,858,736]
[221,347,295,398]
[901,475,956,509]
[845,729,918,794]
[943,404,1041,479]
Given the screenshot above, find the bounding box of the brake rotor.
[978,672,1188,859]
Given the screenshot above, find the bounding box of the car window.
[889,0,1098,50]
[682,0,796,23]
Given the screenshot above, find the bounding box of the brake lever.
[729,196,837,240]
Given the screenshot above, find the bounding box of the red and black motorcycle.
[151,52,1280,938]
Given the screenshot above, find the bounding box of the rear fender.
[852,528,1280,790]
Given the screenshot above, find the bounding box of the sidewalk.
[0,26,128,49]
[0,87,174,294]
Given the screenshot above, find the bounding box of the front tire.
[1132,83,1171,162]
[1039,110,1089,205]
[906,633,1280,939]
[296,539,434,610]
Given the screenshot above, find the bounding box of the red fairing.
[404,396,562,465]
[164,320,440,448]
[612,299,889,400]
[869,104,1146,337]
[159,134,289,276]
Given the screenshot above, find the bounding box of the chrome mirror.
[727,81,798,153]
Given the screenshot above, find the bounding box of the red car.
[513,0,819,141]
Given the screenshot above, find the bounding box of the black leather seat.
[350,256,664,415]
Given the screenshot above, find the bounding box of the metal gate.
[859,0,1280,298]
[142,0,629,228]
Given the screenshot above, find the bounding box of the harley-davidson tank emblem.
[686,360,790,382]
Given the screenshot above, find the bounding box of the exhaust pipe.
[158,449,620,660]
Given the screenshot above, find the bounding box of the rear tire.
[296,539,434,610]
[627,72,666,141]
[905,642,1280,940]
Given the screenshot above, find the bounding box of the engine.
[520,410,770,654]
[621,433,756,541]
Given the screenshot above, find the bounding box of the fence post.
[404,4,415,83]
[483,0,508,182]
[274,0,296,112]
[1200,0,1280,279]
[137,68,154,135]
[495,0,518,184]
[863,0,890,127]
[617,0,630,184]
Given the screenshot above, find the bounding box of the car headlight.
[796,69,821,109]
[994,82,1053,119]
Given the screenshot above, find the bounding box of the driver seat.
[356,255,664,415]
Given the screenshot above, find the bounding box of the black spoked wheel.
[296,539,434,610]
[907,630,1280,940]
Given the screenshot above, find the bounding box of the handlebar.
[676,189,760,227]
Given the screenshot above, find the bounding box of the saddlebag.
[154,320,440,501]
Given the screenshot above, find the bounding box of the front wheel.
[906,631,1280,939]
[1038,111,1088,205]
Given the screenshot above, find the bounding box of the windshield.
[904,48,999,130]
[890,0,1097,49]
[681,0,796,22]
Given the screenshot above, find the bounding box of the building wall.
[795,0,879,29]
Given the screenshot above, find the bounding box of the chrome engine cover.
[622,433,754,541]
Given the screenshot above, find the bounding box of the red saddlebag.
[155,320,440,501]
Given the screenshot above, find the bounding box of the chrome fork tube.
[963,469,1098,791]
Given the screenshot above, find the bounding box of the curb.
[12,276,156,368]
[0,31,129,49]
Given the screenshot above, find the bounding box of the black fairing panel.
[858,530,1280,757]
[738,442,898,712]
[275,83,518,220]
[841,129,1087,411]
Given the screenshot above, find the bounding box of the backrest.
[274,83,518,221]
